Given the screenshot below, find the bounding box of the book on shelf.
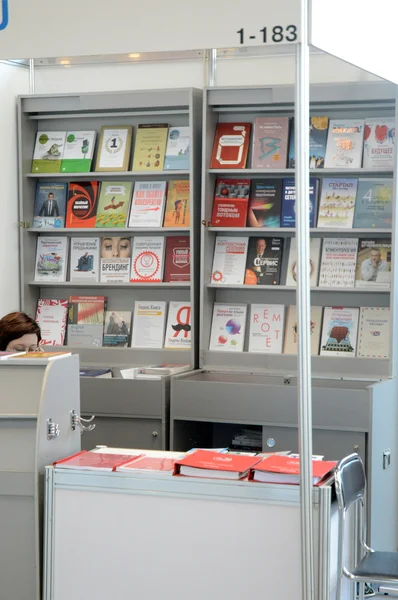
[69,237,100,282]
[118,454,184,474]
[164,301,192,349]
[164,236,190,282]
[130,236,165,282]
[80,368,113,378]
[324,119,365,169]
[317,178,358,229]
[67,295,107,347]
[66,181,100,228]
[283,305,323,356]
[320,306,360,358]
[249,455,337,485]
[95,181,132,228]
[34,236,68,282]
[247,179,282,228]
[363,117,395,169]
[251,116,289,169]
[357,307,390,359]
[128,181,167,227]
[163,180,190,227]
[353,178,393,229]
[209,303,247,352]
[248,304,285,354]
[31,131,66,173]
[210,122,251,169]
[281,178,319,228]
[95,126,133,172]
[355,238,391,289]
[61,131,97,173]
[288,116,329,169]
[54,450,143,471]
[174,449,261,480]
[318,238,358,288]
[131,123,168,171]
[211,236,248,285]
[100,236,132,284]
[33,182,68,229]
[103,310,132,348]
[36,299,68,346]
[11,351,71,360]
[137,364,191,376]
[130,301,167,349]
[285,238,321,287]
[164,126,190,170]
[211,178,250,227]
[244,237,283,286]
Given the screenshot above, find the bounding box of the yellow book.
[132,124,168,172]
[163,180,190,227]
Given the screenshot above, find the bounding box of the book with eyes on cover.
[100,236,132,284]
[318,238,358,288]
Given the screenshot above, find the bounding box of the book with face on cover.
[363,117,395,169]
[211,237,248,285]
[128,181,167,228]
[209,303,247,352]
[104,311,132,348]
[248,304,285,354]
[317,178,358,229]
[251,117,289,169]
[95,126,133,172]
[36,299,68,346]
[164,302,192,349]
[33,182,68,229]
[324,119,365,169]
[320,306,359,358]
[357,307,390,359]
[61,131,96,172]
[164,126,190,170]
[70,237,100,282]
[353,179,393,229]
[31,131,66,173]
[95,181,132,228]
[244,237,283,286]
[210,123,251,169]
[285,238,321,287]
[318,238,358,288]
[355,238,391,289]
[34,236,68,282]
[131,301,167,349]
[283,305,323,355]
[132,124,168,172]
[100,236,132,283]
[211,178,250,227]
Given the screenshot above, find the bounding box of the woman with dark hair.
[0,312,42,352]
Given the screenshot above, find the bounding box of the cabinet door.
[81,417,163,451]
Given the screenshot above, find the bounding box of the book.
[247,179,282,228]
[137,364,191,376]
[66,181,100,228]
[31,131,66,173]
[164,301,192,349]
[251,117,289,169]
[60,131,96,172]
[353,178,393,229]
[130,301,167,349]
[69,237,100,282]
[163,180,190,227]
[67,296,107,347]
[210,122,251,169]
[363,117,395,169]
[100,236,132,283]
[36,299,68,346]
[11,351,71,360]
[128,181,167,228]
[80,368,112,378]
[324,119,365,169]
[248,304,285,353]
[244,237,283,286]
[211,178,250,227]
[355,238,391,289]
[95,126,133,172]
[130,236,165,282]
[33,182,68,228]
[209,303,247,352]
[164,236,190,282]
[249,455,337,485]
[285,238,321,287]
[288,116,329,169]
[34,236,68,282]
[118,454,183,474]
[95,181,133,228]
[357,307,391,359]
[318,238,358,288]
[103,311,132,347]
[174,449,261,479]
[164,126,190,170]
[317,178,358,228]
[132,124,168,171]
[283,305,323,356]
[54,450,142,471]
[211,237,248,285]
[281,178,319,228]
[320,307,360,357]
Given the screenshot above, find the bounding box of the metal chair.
[335,453,398,599]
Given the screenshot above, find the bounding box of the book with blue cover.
[288,117,329,169]
[33,182,68,228]
[164,126,190,170]
[353,178,393,229]
[247,179,282,228]
[281,178,319,228]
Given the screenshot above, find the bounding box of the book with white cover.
[34,236,68,282]
[128,181,167,227]
[324,119,365,169]
[130,236,165,282]
[31,131,66,173]
[320,307,359,357]
[211,236,248,285]
[286,238,321,287]
[70,237,100,282]
[318,238,358,288]
[248,304,285,353]
[357,307,390,359]
[209,303,247,352]
[283,305,323,355]
[363,117,395,169]
[164,302,192,349]
[131,301,167,349]
[164,126,190,170]
[36,299,68,346]
[317,178,358,228]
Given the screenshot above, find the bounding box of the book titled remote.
[53,450,143,471]
[174,449,261,480]
[249,455,337,485]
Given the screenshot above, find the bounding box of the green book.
[60,131,97,173]
[31,131,66,173]
[95,182,133,228]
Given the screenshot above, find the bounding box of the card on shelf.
[357,307,390,359]
[95,126,133,172]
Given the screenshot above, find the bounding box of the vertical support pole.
[205,49,217,87]
[29,58,35,94]
[389,86,398,378]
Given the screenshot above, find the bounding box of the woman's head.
[0,312,41,352]
[101,237,131,258]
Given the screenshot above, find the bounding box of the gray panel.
[0,471,35,496]
[0,419,36,471]
[0,365,44,414]
[81,417,163,451]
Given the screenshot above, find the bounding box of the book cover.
[31,131,66,173]
[36,299,68,346]
[211,236,248,285]
[164,126,190,170]
[34,236,68,282]
[163,180,190,227]
[249,455,336,485]
[61,131,96,172]
[244,237,283,286]
[248,304,285,353]
[54,450,142,471]
[94,126,133,172]
[130,236,165,282]
[118,455,182,473]
[70,237,100,282]
[174,449,260,479]
[317,178,358,228]
[363,117,395,169]
[94,181,132,228]
[33,182,68,229]
[283,305,323,355]
[211,178,250,227]
[247,179,282,228]
[132,124,168,172]
[164,301,192,349]
[100,236,132,283]
[164,236,190,282]
[318,238,358,288]
[355,238,391,289]
[285,238,321,287]
[357,307,390,359]
[67,295,107,347]
[103,310,132,347]
[288,116,329,169]
[66,181,100,228]
[251,117,289,169]
[131,301,167,349]
[210,122,251,169]
[324,119,365,169]
[320,306,360,357]
[353,178,393,229]
[128,181,167,227]
[209,303,247,352]
[281,178,319,228]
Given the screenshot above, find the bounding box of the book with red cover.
[174,449,261,480]
[164,236,190,282]
[118,453,184,474]
[66,181,100,228]
[211,178,250,227]
[249,455,337,485]
[210,123,251,169]
[53,450,143,471]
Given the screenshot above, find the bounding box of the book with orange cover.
[163,180,190,227]
[210,123,251,169]
[53,450,143,471]
[174,449,261,480]
[11,351,71,359]
[249,455,337,485]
